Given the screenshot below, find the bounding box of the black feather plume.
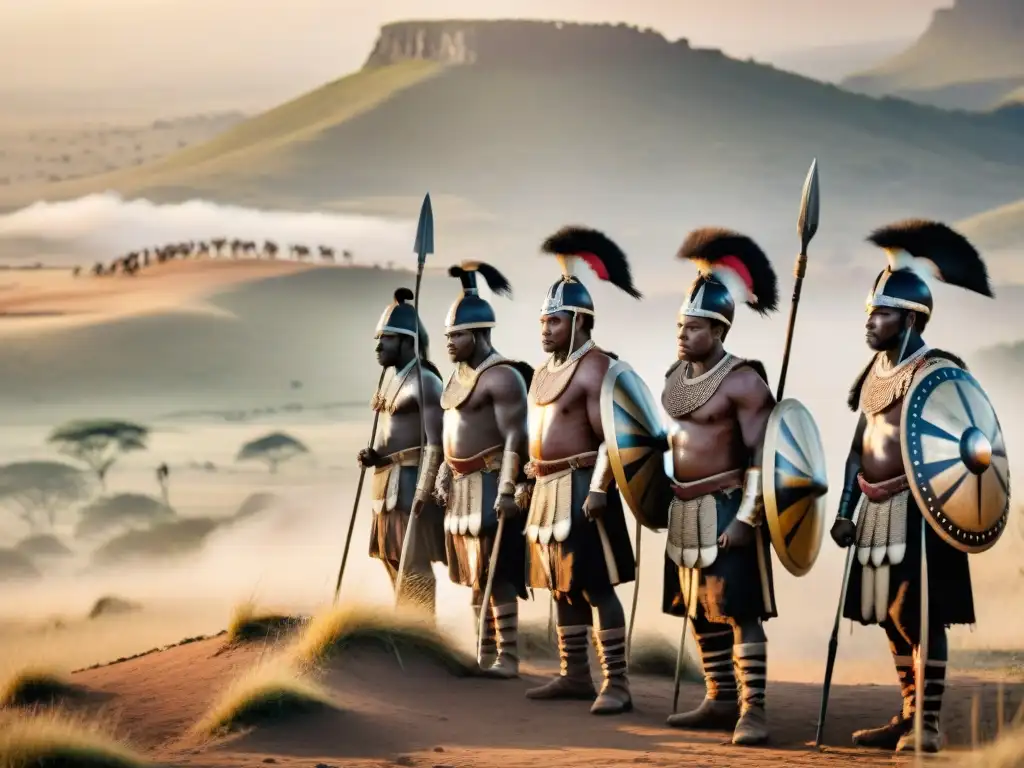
[867,219,993,298]
[677,227,779,315]
[474,262,513,298]
[394,287,415,303]
[541,225,642,300]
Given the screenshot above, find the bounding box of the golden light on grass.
[0,666,83,708]
[287,602,475,676]
[225,600,303,645]
[0,709,148,768]
[193,655,335,737]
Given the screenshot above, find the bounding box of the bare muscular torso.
[859,399,904,483]
[667,364,775,482]
[444,365,527,459]
[374,366,443,457]
[529,349,611,461]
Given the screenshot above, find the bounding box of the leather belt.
[857,473,910,502]
[670,468,744,501]
[525,451,598,478]
[446,447,502,476]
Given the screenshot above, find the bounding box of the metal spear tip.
[798,158,820,251]
[414,192,434,265]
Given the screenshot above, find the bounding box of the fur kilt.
[443,466,528,599]
[368,461,446,570]
[523,465,636,595]
[662,483,777,623]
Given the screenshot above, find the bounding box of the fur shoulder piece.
[924,348,968,371]
[847,358,875,412]
[734,359,770,386]
[666,359,685,378]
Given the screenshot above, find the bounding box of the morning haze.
[0,2,1021,766]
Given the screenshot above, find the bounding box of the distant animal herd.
[73,238,357,277]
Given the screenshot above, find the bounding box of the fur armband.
[497,450,521,498]
[414,445,443,502]
[734,467,764,527]
[589,443,613,495]
[433,460,452,506]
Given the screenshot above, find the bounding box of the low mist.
[0,192,417,264]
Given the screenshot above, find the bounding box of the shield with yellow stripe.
[600,361,671,531]
[763,398,829,576]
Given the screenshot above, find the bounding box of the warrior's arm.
[488,367,529,500]
[732,367,776,527]
[836,414,867,522]
[414,373,445,503]
[584,357,614,496]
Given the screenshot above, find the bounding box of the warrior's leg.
[852,617,915,749]
[895,624,948,754]
[525,591,596,701]
[471,586,497,669]
[731,619,768,746]
[667,614,739,730]
[586,585,632,715]
[397,559,437,619]
[484,580,520,679]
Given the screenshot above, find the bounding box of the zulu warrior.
[522,226,641,715]
[433,262,533,678]
[831,220,997,753]
[659,228,780,746]
[359,288,447,615]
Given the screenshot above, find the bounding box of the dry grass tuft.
[288,602,475,676]
[0,666,85,708]
[226,600,304,645]
[0,708,148,767]
[193,655,335,737]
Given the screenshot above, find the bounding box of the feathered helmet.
[445,261,512,332]
[539,225,642,317]
[374,287,429,355]
[677,227,779,326]
[865,219,993,319]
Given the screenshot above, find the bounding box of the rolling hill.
[841,0,1024,110]
[3,19,1024,296]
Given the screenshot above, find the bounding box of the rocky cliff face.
[842,0,1024,96]
[362,19,698,69]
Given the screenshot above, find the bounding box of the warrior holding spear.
[433,261,533,678]
[358,288,447,615]
[824,220,1005,754]
[521,226,642,716]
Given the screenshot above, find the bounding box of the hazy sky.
[2,0,949,95]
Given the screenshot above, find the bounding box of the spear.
[775,158,820,402]
[393,193,434,606]
[332,366,388,604]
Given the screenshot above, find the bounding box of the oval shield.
[600,361,670,531]
[763,398,829,577]
[901,362,1010,554]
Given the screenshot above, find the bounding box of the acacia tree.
[74,493,176,540]
[47,419,149,490]
[236,432,310,474]
[0,460,94,533]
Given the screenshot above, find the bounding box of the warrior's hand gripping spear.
[393,193,434,607]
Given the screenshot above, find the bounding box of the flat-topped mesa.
[362,19,701,69]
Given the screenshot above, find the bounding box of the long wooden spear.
[393,193,434,604]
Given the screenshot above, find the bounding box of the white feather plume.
[885,248,940,286]
[708,262,754,305]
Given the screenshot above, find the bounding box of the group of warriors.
[354,193,1010,754]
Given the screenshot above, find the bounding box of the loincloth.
[666,469,744,569]
[854,473,909,568]
[524,451,598,545]
[370,448,422,514]
[440,445,503,537]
